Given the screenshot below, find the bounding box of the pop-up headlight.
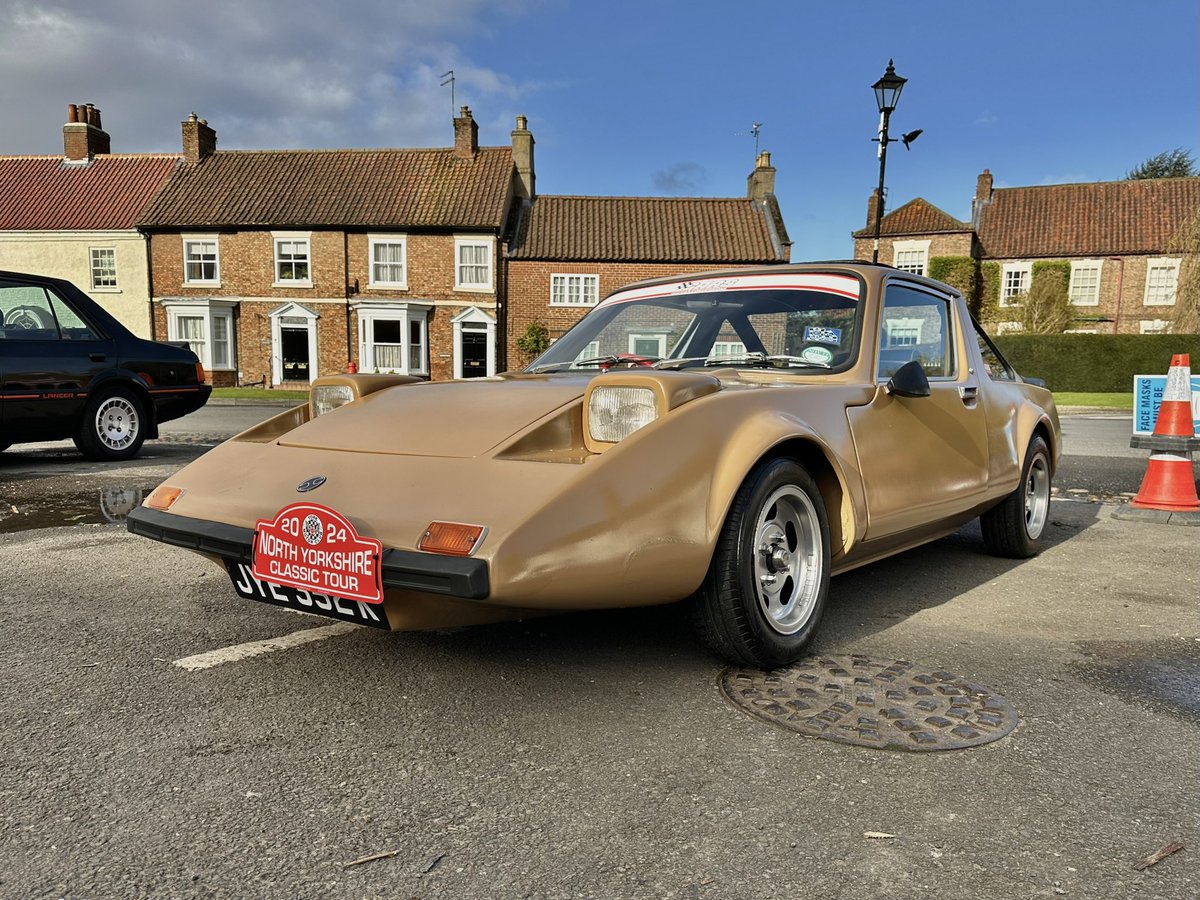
[311,384,354,418]
[582,372,722,453]
[587,386,658,444]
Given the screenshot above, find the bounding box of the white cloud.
[0,0,542,153]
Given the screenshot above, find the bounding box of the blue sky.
[2,0,1197,260]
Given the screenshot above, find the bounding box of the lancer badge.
[296,475,327,493]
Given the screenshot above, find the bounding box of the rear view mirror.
[886,360,931,398]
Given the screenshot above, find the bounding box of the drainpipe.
[344,232,354,369]
[141,228,156,341]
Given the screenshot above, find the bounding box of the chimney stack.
[181,112,217,165]
[63,101,111,161]
[511,114,535,200]
[746,151,776,202]
[453,106,479,159]
[865,188,882,231]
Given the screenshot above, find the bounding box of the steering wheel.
[4,305,54,330]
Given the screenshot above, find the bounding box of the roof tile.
[138,148,514,229]
[0,155,179,230]
[509,195,780,262]
[977,177,1200,258]
[853,197,970,237]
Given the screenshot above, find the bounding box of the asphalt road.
[1,404,1197,899]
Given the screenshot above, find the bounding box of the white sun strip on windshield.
[597,273,861,308]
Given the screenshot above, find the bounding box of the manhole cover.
[720,654,1018,751]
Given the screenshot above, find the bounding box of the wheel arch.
[88,372,158,438]
[707,421,859,564]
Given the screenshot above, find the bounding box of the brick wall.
[150,229,499,384]
[851,232,974,267]
[505,260,778,369]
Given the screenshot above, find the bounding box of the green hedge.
[1031,260,1071,288]
[980,262,1000,320]
[928,256,978,314]
[994,334,1200,391]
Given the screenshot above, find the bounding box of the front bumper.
[126,506,490,600]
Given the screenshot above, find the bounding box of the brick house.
[0,104,177,337]
[139,108,516,386]
[853,171,1200,334]
[504,151,792,367]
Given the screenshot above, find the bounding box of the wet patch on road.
[1070,639,1200,725]
[0,485,149,533]
[720,654,1018,751]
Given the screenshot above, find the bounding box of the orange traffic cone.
[1129,353,1200,512]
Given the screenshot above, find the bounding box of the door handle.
[959,385,979,403]
[89,352,107,362]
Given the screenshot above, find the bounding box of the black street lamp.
[870,60,913,264]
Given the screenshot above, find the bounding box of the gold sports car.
[128,262,1060,667]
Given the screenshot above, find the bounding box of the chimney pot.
[63,101,111,160]
[67,104,78,123]
[453,105,479,159]
[516,114,527,131]
[182,112,218,164]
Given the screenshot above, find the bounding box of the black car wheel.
[981,435,1052,559]
[74,387,147,461]
[693,458,831,668]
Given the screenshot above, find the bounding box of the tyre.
[74,387,147,461]
[981,435,1051,559]
[693,458,831,668]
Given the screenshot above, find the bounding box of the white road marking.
[173,623,359,671]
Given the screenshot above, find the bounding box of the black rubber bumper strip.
[127,506,490,600]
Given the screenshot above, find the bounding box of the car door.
[0,278,115,439]
[846,280,990,540]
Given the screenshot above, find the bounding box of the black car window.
[46,289,99,340]
[0,285,61,340]
[878,284,953,379]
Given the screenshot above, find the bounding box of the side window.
[47,290,98,340]
[0,284,62,340]
[970,315,1016,381]
[877,284,951,379]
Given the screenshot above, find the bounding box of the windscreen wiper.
[702,352,830,369]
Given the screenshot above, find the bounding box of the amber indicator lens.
[146,485,184,511]
[419,522,485,556]
[195,361,207,384]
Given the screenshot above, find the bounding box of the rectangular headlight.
[587,386,658,444]
[311,384,354,417]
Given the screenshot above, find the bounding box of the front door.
[461,329,488,378]
[280,326,310,382]
[847,281,990,540]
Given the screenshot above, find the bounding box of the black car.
[0,269,211,461]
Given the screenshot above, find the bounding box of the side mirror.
[886,359,931,398]
[1023,375,1048,388]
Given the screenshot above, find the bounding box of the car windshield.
[527,272,863,373]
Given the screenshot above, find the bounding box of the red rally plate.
[252,503,383,605]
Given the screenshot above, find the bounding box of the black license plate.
[225,561,390,630]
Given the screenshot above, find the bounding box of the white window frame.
[711,340,747,358]
[368,235,408,289]
[1140,319,1172,335]
[182,235,221,286]
[356,302,431,376]
[1068,259,1103,307]
[454,237,493,292]
[162,299,237,371]
[452,306,497,378]
[1143,257,1180,306]
[628,333,668,357]
[272,232,312,288]
[268,302,319,384]
[1000,263,1032,307]
[550,273,600,307]
[89,247,118,291]
[885,317,924,348]
[891,239,930,276]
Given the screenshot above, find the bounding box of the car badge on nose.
[297,475,327,493]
